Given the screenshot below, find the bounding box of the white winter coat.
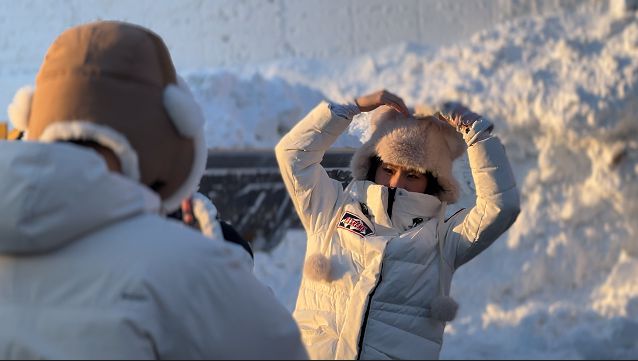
[275,102,520,360]
[0,141,308,360]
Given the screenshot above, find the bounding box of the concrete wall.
[0,0,614,113]
[0,0,613,68]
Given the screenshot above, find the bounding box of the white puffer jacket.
[276,102,520,360]
[0,141,308,360]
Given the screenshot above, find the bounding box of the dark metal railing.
[199,149,355,251]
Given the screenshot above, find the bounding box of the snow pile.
[238,11,638,359]
[418,11,638,360]
[183,70,361,149]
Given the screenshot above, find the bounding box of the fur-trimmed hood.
[350,106,466,203]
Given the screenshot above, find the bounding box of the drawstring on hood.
[431,201,459,322]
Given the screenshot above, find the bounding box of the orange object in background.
[8,129,22,140]
[0,123,23,140]
[0,123,7,140]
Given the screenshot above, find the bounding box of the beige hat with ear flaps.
[10,21,207,213]
[350,106,466,203]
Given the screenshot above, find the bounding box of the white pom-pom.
[7,86,34,131]
[430,295,459,322]
[163,79,205,138]
[303,253,332,282]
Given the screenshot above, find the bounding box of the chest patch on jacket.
[338,212,374,238]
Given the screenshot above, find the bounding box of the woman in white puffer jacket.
[276,90,520,360]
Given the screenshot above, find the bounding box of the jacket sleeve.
[275,101,351,236]
[443,135,521,269]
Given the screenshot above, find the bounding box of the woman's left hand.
[439,101,482,130]
[355,90,410,117]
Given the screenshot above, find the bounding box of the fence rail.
[200,149,355,251]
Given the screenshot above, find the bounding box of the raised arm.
[439,103,521,269]
[275,90,408,235]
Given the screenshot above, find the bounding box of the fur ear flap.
[441,124,466,160]
[414,103,436,116]
[416,114,466,160]
[7,86,34,131]
[160,75,208,214]
[163,76,205,138]
[429,115,466,160]
[369,105,402,132]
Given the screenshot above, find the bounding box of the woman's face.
[374,162,428,193]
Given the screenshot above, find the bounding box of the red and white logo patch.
[338,212,374,238]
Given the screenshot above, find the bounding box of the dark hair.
[66,139,104,148]
[367,156,444,197]
[424,172,444,197]
[366,156,383,182]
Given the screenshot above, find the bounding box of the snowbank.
[182,70,362,149]
[243,11,638,359]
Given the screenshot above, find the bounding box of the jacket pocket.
[294,308,339,358]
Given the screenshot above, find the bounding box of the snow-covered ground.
[2,5,637,360]
[250,11,638,359]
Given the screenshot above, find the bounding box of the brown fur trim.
[351,106,466,203]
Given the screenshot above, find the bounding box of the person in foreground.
[0,21,307,360]
[276,90,520,359]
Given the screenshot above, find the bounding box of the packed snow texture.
[246,11,638,359]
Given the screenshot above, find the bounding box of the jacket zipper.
[357,189,395,358]
[387,187,397,219]
[355,201,381,359]
[356,263,383,359]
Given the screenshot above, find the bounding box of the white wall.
[0,0,613,116]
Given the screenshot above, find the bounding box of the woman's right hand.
[355,90,410,117]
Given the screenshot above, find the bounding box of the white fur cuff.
[39,122,141,181]
[191,192,223,239]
